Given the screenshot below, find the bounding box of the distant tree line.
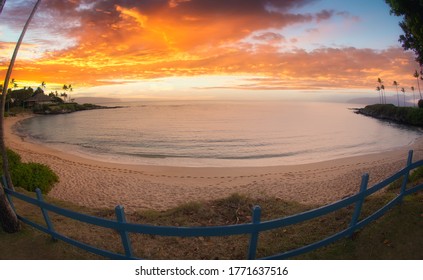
[1,78,75,111]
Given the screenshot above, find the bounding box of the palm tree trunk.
[383,89,386,104]
[0,0,42,233]
[0,193,20,232]
[417,78,422,100]
[396,87,400,107]
[0,1,6,14]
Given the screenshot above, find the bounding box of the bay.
[16,100,422,167]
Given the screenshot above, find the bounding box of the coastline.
[6,114,423,212]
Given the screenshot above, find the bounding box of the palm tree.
[393,81,400,107]
[0,1,5,14]
[381,84,386,104]
[377,78,383,103]
[414,70,422,100]
[62,84,68,102]
[376,86,381,103]
[378,78,387,104]
[411,86,416,107]
[41,81,46,91]
[10,78,17,91]
[68,84,73,101]
[0,0,42,233]
[401,87,406,106]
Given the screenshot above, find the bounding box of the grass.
[1,172,423,260]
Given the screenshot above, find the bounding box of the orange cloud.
[0,0,420,94]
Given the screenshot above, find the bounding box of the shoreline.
[6,114,423,212]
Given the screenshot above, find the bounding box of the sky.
[0,0,422,101]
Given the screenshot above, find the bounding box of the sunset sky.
[1,0,422,100]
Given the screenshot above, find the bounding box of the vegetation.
[0,149,58,194]
[356,103,423,126]
[2,78,118,115]
[32,102,117,115]
[385,0,423,66]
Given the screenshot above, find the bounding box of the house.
[24,91,54,108]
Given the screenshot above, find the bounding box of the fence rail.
[3,150,423,259]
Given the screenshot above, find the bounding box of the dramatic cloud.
[0,0,419,94]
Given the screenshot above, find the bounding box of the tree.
[10,78,18,91]
[0,0,42,233]
[377,77,387,104]
[415,70,422,99]
[376,86,382,104]
[411,86,416,106]
[401,87,406,106]
[61,84,68,102]
[61,84,73,102]
[381,84,386,104]
[385,0,423,66]
[393,81,400,106]
[0,1,5,14]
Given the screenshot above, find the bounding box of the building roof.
[25,92,54,103]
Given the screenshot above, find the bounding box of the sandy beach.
[5,114,423,213]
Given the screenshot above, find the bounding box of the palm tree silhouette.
[0,0,42,233]
[401,87,406,106]
[414,70,422,100]
[0,1,5,14]
[411,86,416,107]
[10,78,17,90]
[393,81,400,107]
[381,84,386,104]
[62,84,69,102]
[377,78,386,104]
[376,86,381,104]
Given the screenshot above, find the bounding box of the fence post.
[400,150,413,201]
[349,173,369,238]
[247,205,261,260]
[35,188,57,241]
[115,205,134,258]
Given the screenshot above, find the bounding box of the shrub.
[418,99,423,108]
[10,162,59,194]
[6,148,22,168]
[1,148,59,194]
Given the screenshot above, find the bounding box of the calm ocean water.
[16,100,423,167]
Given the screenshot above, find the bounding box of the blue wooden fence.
[3,150,423,260]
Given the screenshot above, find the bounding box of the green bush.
[10,163,59,194]
[6,149,22,168]
[1,148,59,194]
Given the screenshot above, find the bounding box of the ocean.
[16,100,423,167]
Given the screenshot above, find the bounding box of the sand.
[5,114,423,213]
